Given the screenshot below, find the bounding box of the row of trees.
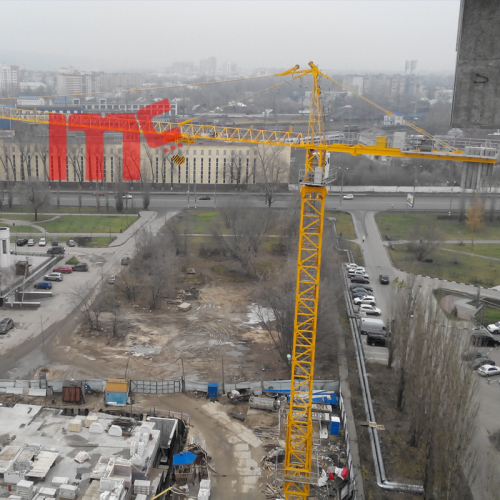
[388,277,478,498]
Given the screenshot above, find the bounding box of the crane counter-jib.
[0,108,496,164]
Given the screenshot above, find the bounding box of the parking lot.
[0,211,170,374]
[345,263,390,364]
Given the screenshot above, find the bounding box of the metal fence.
[338,387,358,500]
[130,379,181,394]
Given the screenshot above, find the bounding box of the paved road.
[5,191,480,211]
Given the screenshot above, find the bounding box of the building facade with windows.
[0,138,290,185]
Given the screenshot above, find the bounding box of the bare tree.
[70,284,106,331]
[18,177,50,221]
[406,220,442,262]
[256,145,289,207]
[210,198,275,274]
[165,214,191,255]
[140,166,152,210]
[78,184,83,213]
[227,152,255,189]
[115,182,124,212]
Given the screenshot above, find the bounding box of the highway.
[8,190,476,212]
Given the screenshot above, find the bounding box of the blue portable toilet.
[207,383,218,399]
[330,416,340,435]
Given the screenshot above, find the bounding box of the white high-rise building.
[0,64,19,95]
[56,67,82,96]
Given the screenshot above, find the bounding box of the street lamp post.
[449,184,453,216]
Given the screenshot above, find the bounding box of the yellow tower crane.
[0,63,497,499]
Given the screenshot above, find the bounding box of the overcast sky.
[0,0,460,73]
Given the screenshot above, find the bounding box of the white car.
[346,263,358,269]
[44,272,63,282]
[487,322,500,334]
[38,238,46,246]
[122,194,133,199]
[478,365,500,377]
[359,304,382,316]
[343,194,354,200]
[354,295,376,306]
[27,239,35,246]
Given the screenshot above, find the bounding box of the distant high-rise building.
[57,67,82,96]
[342,75,364,95]
[200,57,217,75]
[0,64,19,95]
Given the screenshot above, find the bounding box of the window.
[193,150,197,155]
[223,158,226,184]
[12,155,16,181]
[185,158,189,183]
[103,158,107,182]
[81,156,84,181]
[2,240,6,255]
[216,150,219,155]
[193,158,196,184]
[208,150,211,155]
[35,156,39,178]
[246,158,249,182]
[155,157,159,183]
[178,164,181,183]
[208,158,211,183]
[215,158,219,184]
[201,150,204,155]
[185,149,189,155]
[12,146,15,153]
[246,150,250,155]
[110,157,114,182]
[224,150,227,155]
[66,157,69,181]
[200,158,204,183]
[110,149,114,154]
[163,158,166,183]
[253,158,256,183]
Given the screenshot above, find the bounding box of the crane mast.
[284,62,327,499]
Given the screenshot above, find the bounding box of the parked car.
[478,364,500,377]
[27,239,35,246]
[51,238,59,247]
[72,263,89,272]
[44,272,63,282]
[38,238,46,246]
[473,358,495,370]
[352,292,371,300]
[350,284,373,292]
[346,263,359,270]
[93,192,105,196]
[34,281,52,290]
[53,265,72,274]
[353,295,376,306]
[379,275,390,285]
[0,318,14,335]
[16,238,28,246]
[121,256,131,266]
[351,276,370,284]
[471,332,500,347]
[358,304,382,316]
[351,288,372,296]
[67,239,76,247]
[199,196,211,200]
[47,246,65,255]
[367,332,387,347]
[462,350,488,361]
[122,194,133,199]
[487,321,500,334]
[108,275,116,284]
[343,194,354,200]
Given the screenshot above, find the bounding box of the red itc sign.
[48,98,182,181]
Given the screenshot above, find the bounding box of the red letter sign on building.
[48,99,181,181]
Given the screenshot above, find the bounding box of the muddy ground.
[42,269,337,385]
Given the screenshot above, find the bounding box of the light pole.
[339,167,348,209]
[449,182,453,216]
[187,160,190,208]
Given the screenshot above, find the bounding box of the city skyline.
[0,1,461,73]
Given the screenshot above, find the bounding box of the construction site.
[2,1,500,498]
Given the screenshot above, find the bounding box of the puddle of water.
[225,350,244,358]
[246,304,275,325]
[128,345,160,356]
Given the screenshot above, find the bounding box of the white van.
[359,318,387,335]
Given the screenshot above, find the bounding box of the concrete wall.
[451,0,500,128]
